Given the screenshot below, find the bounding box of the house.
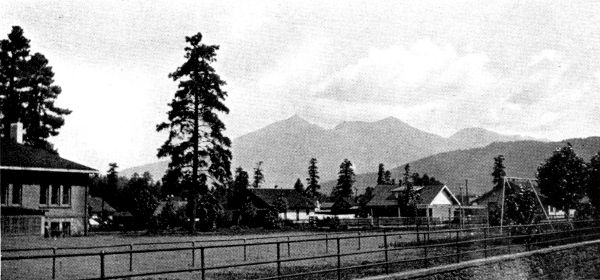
[366,184,461,221]
[416,185,462,221]
[248,188,316,221]
[88,196,117,220]
[1,123,98,236]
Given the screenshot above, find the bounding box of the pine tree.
[335,159,355,198]
[294,178,305,193]
[157,32,232,232]
[384,170,392,185]
[0,26,71,151]
[230,167,249,208]
[492,155,506,190]
[252,161,264,188]
[306,158,321,197]
[537,144,588,220]
[377,163,385,185]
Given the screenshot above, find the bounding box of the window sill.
[40,205,72,209]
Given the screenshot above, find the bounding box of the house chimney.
[10,122,23,144]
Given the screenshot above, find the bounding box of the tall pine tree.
[0,26,71,152]
[252,161,264,188]
[377,163,385,185]
[492,155,506,190]
[335,159,355,198]
[157,33,232,232]
[306,158,321,197]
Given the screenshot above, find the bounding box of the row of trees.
[490,144,600,225]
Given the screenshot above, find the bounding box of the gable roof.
[366,185,399,207]
[88,197,117,213]
[472,179,544,205]
[417,185,460,205]
[249,188,315,209]
[1,141,97,173]
[366,184,460,207]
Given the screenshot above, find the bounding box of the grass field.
[2,229,424,280]
[4,225,577,280]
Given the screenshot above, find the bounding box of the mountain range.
[122,115,550,194]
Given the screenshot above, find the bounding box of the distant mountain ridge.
[122,115,548,189]
[321,137,600,198]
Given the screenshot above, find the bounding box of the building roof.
[366,184,460,207]
[418,185,460,205]
[249,188,315,209]
[472,179,544,205]
[0,140,97,173]
[88,197,117,213]
[366,185,399,207]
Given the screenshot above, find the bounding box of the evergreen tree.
[537,144,588,220]
[306,158,321,197]
[587,152,600,214]
[157,32,232,232]
[127,172,160,228]
[377,163,385,185]
[252,161,264,188]
[384,170,392,185]
[229,167,249,208]
[0,26,71,151]
[294,178,305,193]
[335,159,355,198]
[492,155,506,190]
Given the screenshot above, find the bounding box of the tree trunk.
[190,90,200,233]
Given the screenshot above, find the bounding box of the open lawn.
[2,229,422,280]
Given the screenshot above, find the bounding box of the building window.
[12,184,22,204]
[51,185,60,205]
[1,183,8,205]
[40,184,49,205]
[61,222,71,236]
[62,185,71,205]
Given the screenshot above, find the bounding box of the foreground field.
[4,223,595,280]
[2,229,419,280]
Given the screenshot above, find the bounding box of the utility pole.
[465,179,469,205]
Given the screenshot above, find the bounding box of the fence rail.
[3,220,599,280]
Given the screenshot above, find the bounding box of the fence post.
[100,250,105,280]
[191,241,195,267]
[201,247,205,280]
[243,238,247,261]
[336,238,341,280]
[384,231,389,274]
[484,227,488,258]
[416,224,420,244]
[276,242,281,280]
[357,231,361,251]
[507,226,511,254]
[455,230,460,263]
[287,236,291,257]
[424,245,429,268]
[52,247,57,279]
[326,234,329,254]
[129,244,133,271]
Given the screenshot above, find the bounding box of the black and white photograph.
[1,1,600,279]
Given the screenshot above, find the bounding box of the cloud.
[315,39,494,106]
[306,42,599,139]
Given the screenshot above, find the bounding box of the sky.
[1,0,600,172]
